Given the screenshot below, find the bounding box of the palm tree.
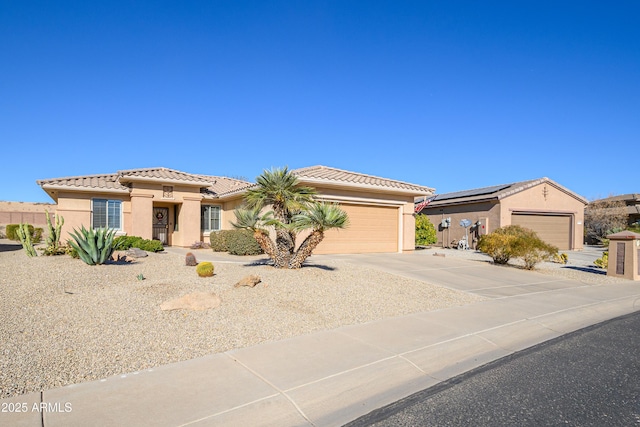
[242,167,317,267]
[231,206,278,263]
[288,202,350,268]
[233,167,349,269]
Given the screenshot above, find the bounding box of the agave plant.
[68,225,117,265]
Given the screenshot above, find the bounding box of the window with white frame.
[92,199,122,230]
[201,205,221,232]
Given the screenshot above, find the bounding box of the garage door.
[314,204,399,254]
[511,213,572,250]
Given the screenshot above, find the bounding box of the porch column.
[130,193,153,240]
[177,196,202,247]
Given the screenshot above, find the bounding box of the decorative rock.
[433,252,446,257]
[234,275,262,288]
[160,292,221,311]
[125,248,148,258]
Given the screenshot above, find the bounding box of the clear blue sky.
[2,1,638,203]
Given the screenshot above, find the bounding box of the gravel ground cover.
[0,243,484,399]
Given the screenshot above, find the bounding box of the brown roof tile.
[292,165,434,195]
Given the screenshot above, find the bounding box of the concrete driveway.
[317,251,597,299]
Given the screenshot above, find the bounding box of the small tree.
[232,167,349,269]
[584,198,627,245]
[415,215,437,246]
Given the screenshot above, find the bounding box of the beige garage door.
[511,213,572,250]
[314,204,399,254]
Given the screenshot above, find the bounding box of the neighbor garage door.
[511,213,572,250]
[314,204,399,254]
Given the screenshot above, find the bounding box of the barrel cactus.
[196,261,214,277]
[185,252,198,266]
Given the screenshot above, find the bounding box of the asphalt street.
[347,311,640,427]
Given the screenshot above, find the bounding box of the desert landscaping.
[0,242,486,399]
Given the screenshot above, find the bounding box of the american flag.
[414,195,436,213]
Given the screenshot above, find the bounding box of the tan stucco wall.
[499,182,586,250]
[54,191,131,242]
[45,179,424,253]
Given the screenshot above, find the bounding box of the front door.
[153,207,169,245]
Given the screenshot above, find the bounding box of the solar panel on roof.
[434,184,511,201]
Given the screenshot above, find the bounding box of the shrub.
[209,230,233,252]
[190,241,210,249]
[594,252,608,268]
[552,253,569,264]
[478,232,518,264]
[415,215,437,246]
[113,235,164,252]
[6,224,20,240]
[6,224,41,242]
[226,229,263,255]
[196,261,214,277]
[478,225,558,269]
[68,226,117,265]
[185,252,198,266]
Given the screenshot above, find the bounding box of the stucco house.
[589,194,640,226]
[416,178,587,251]
[37,166,434,254]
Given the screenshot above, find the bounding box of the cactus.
[185,252,198,266]
[68,226,117,265]
[196,261,214,277]
[45,210,64,251]
[16,223,37,257]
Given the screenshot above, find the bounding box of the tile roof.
[292,165,434,195]
[37,168,253,201]
[421,177,588,207]
[37,165,434,201]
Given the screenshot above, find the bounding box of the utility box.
[606,231,640,281]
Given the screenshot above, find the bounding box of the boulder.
[125,248,148,258]
[234,275,262,288]
[160,292,221,311]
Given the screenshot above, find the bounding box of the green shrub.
[6,224,20,240]
[6,224,41,242]
[209,230,234,252]
[226,229,263,255]
[68,226,117,265]
[478,225,558,269]
[113,235,164,252]
[196,261,214,277]
[594,252,608,268]
[415,215,437,246]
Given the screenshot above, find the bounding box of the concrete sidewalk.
[3,252,640,427]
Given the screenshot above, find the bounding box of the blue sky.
[2,1,638,203]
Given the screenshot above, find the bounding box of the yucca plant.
[68,226,117,265]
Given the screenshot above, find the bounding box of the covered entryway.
[314,203,399,254]
[511,213,573,250]
[153,207,169,245]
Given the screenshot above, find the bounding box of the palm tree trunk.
[289,231,324,269]
[253,230,278,263]
[274,228,294,268]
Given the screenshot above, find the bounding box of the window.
[92,199,122,230]
[201,205,221,232]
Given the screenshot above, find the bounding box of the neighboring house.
[37,166,434,254]
[417,178,587,251]
[589,194,640,226]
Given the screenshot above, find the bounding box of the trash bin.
[606,230,640,280]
